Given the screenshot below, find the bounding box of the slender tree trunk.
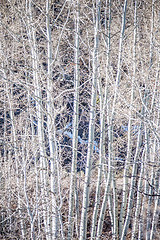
[91,1,111,239]
[46,1,59,238]
[96,1,127,239]
[27,1,50,238]
[79,1,101,239]
[120,122,142,240]
[68,1,80,239]
[119,0,136,236]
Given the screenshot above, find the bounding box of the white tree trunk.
[27,1,51,238]
[79,1,101,239]
[91,1,111,239]
[119,0,136,236]
[46,1,59,238]
[68,1,80,239]
[96,1,127,239]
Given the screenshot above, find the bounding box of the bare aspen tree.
[79,1,101,239]
[119,0,137,237]
[26,1,51,238]
[96,1,127,239]
[121,121,144,240]
[46,0,59,238]
[67,0,80,239]
[91,0,111,239]
[145,2,156,238]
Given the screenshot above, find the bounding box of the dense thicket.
[0,0,159,239]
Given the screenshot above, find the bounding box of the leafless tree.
[0,0,159,239]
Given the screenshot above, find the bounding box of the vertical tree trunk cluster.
[0,0,159,239]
